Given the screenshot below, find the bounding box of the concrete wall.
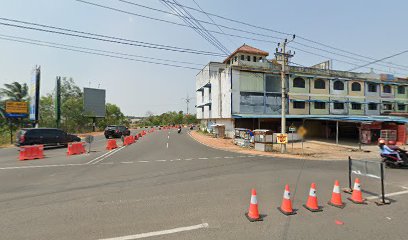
[330,97,348,115]
[288,95,309,115]
[289,76,310,94]
[310,78,329,95]
[330,79,347,96]
[348,80,364,97]
[310,97,330,115]
[348,98,365,115]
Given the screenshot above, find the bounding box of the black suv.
[104,125,130,139]
[16,128,81,147]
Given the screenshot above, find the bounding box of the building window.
[293,77,305,88]
[368,103,377,110]
[247,56,251,61]
[333,102,344,109]
[333,80,344,90]
[351,82,361,91]
[398,104,405,111]
[314,79,325,89]
[209,88,212,101]
[241,55,245,60]
[383,103,393,110]
[293,101,305,109]
[383,85,391,93]
[314,102,325,109]
[398,86,406,94]
[351,103,362,110]
[253,56,257,62]
[368,83,377,92]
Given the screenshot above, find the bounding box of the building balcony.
[232,60,270,69]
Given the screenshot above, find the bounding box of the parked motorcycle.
[177,128,182,134]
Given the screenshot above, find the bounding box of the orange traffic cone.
[348,178,366,204]
[328,180,345,208]
[278,184,297,215]
[245,189,263,222]
[303,183,323,212]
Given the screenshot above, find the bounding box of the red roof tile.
[223,44,269,63]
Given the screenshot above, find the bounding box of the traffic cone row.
[245,179,365,222]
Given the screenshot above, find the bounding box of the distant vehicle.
[16,128,81,147]
[104,125,130,139]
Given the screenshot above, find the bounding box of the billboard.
[5,101,28,114]
[83,88,106,117]
[29,67,40,121]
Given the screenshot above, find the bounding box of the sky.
[0,0,407,116]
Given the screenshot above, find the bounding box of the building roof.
[223,44,269,63]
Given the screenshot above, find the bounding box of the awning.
[203,82,211,88]
[196,87,204,92]
[232,114,408,123]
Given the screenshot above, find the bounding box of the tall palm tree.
[0,82,29,117]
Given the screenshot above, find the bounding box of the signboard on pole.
[83,88,106,117]
[5,101,28,114]
[29,66,41,123]
[276,133,288,144]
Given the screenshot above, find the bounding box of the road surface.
[0,128,407,240]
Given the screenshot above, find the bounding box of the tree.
[98,103,127,129]
[39,94,55,127]
[61,77,82,100]
[0,82,29,118]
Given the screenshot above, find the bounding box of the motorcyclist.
[379,139,402,162]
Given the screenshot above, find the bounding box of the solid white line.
[0,163,85,170]
[99,223,209,240]
[86,150,115,164]
[366,190,408,200]
[91,147,125,165]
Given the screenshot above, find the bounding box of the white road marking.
[166,143,169,148]
[366,189,408,200]
[121,161,134,164]
[247,156,255,158]
[99,223,209,240]
[138,161,149,163]
[101,162,114,165]
[198,157,208,160]
[214,157,221,159]
[168,136,170,139]
[224,156,233,159]
[401,186,408,190]
[175,158,181,161]
[184,158,193,161]
[0,163,85,170]
[86,150,115,164]
[90,147,125,165]
[156,160,167,162]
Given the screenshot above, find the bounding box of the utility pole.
[182,95,192,114]
[275,35,295,153]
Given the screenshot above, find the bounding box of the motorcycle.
[177,128,182,134]
[381,149,408,168]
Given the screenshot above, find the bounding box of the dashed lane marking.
[156,160,167,162]
[224,156,233,159]
[138,161,150,163]
[98,223,209,240]
[198,157,208,160]
[121,161,134,164]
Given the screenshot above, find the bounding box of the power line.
[0,35,203,70]
[348,49,408,71]
[0,33,205,66]
[81,0,408,73]
[159,0,408,70]
[0,19,226,57]
[190,0,238,47]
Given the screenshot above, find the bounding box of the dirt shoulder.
[189,130,380,161]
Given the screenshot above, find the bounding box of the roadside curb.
[188,131,274,158]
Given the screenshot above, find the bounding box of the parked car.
[104,125,130,139]
[16,128,81,147]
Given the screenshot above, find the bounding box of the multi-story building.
[196,44,408,144]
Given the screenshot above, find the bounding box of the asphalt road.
[0,128,407,240]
